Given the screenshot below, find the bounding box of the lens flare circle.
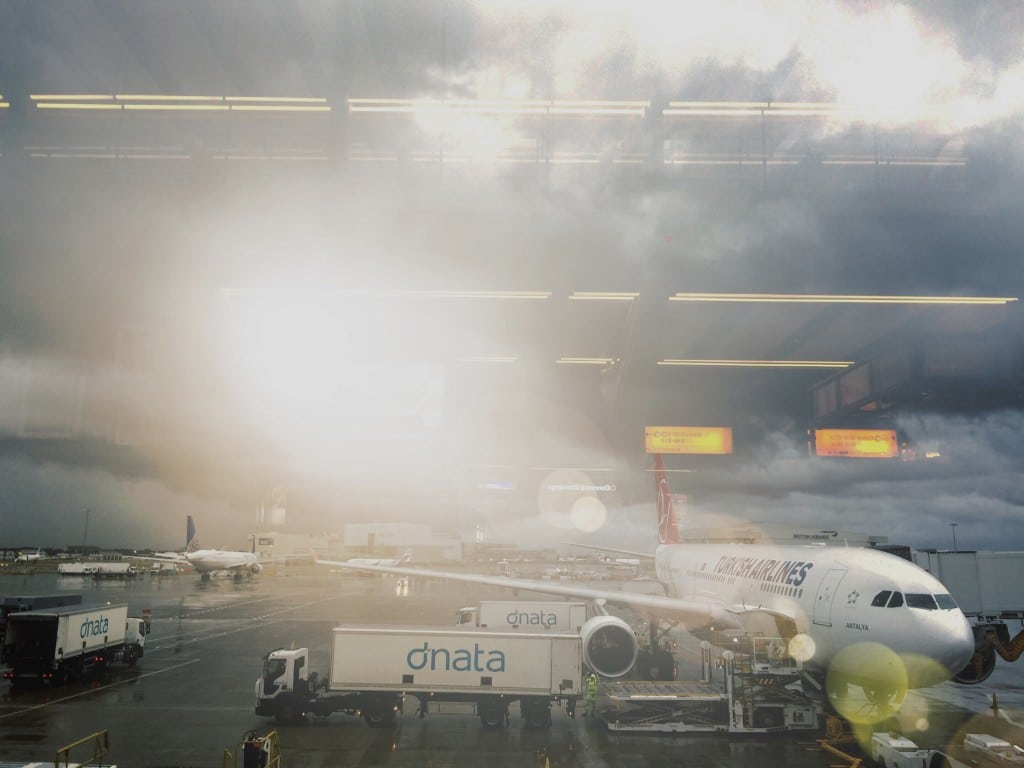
[826,641,909,725]
[570,495,607,533]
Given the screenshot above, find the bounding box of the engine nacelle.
[953,624,1006,685]
[954,647,996,684]
[580,615,638,679]
[250,562,263,575]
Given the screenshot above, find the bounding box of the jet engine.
[954,648,996,684]
[953,624,1007,685]
[580,615,638,679]
[250,562,263,575]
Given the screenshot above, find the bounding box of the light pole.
[950,522,958,552]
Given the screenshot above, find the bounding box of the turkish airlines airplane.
[313,457,978,705]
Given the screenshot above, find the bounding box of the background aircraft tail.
[654,454,684,545]
[185,515,198,551]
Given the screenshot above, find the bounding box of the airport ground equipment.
[223,730,280,768]
[57,561,141,578]
[1,603,149,683]
[0,593,82,643]
[870,732,931,768]
[455,600,588,632]
[910,550,1024,684]
[599,638,819,734]
[962,733,1024,765]
[254,625,582,729]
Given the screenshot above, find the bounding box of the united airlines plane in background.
[147,516,295,579]
[313,456,977,707]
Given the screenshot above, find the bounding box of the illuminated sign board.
[645,426,733,455]
[814,429,898,459]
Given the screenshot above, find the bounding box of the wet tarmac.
[0,567,1021,767]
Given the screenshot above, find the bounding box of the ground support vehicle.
[0,594,82,644]
[254,625,583,729]
[601,639,819,734]
[455,600,588,632]
[870,732,931,768]
[1,603,149,683]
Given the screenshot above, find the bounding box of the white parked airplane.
[14,549,44,563]
[341,550,412,568]
[313,456,978,707]
[146,516,293,579]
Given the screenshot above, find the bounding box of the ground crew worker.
[585,672,599,718]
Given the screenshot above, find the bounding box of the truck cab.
[256,648,311,715]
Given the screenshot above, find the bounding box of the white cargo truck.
[870,732,931,768]
[455,600,588,633]
[254,625,582,729]
[963,733,1024,765]
[1,603,149,683]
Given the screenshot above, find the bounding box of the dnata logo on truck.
[80,615,110,639]
[506,609,558,628]
[407,642,506,673]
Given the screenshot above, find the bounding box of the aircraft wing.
[312,557,744,631]
[563,542,656,560]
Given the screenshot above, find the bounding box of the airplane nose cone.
[942,613,977,677]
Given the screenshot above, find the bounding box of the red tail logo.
[654,454,684,544]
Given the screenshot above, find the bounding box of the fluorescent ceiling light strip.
[32,94,114,101]
[116,94,222,101]
[123,104,229,111]
[225,96,327,104]
[659,359,853,368]
[569,292,639,301]
[348,98,646,117]
[557,357,616,365]
[0,103,7,109]
[668,293,1017,305]
[229,105,331,112]
[36,103,122,110]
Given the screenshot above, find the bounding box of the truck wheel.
[125,646,137,667]
[275,698,303,724]
[478,698,507,729]
[521,699,552,730]
[363,698,396,728]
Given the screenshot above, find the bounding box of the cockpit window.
[871,590,892,607]
[935,593,958,610]
[906,593,938,610]
[887,591,904,607]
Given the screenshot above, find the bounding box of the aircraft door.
[812,569,847,627]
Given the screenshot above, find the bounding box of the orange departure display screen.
[814,429,898,458]
[644,426,733,455]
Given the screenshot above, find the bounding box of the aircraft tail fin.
[654,454,684,545]
[186,515,198,552]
